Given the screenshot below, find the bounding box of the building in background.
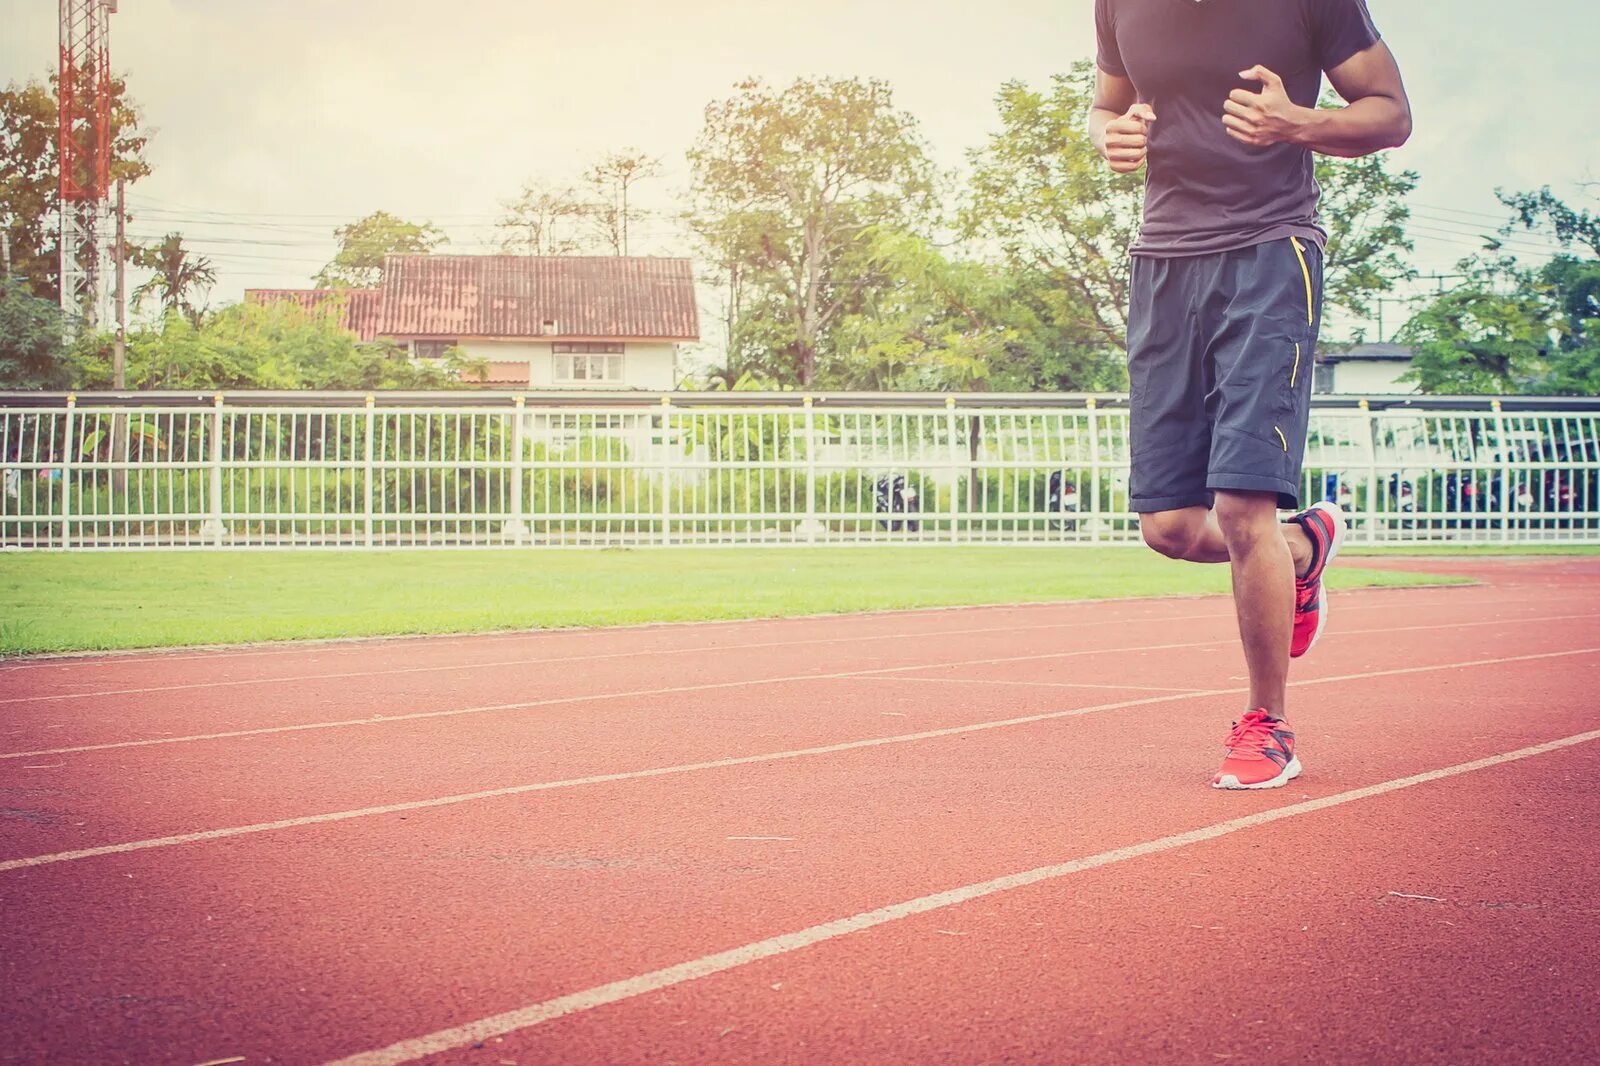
[1313,342,1419,396]
[248,255,699,390]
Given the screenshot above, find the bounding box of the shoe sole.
[1295,502,1347,658]
[1213,756,1303,790]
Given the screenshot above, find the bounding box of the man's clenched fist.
[1101,103,1157,173]
[1222,66,1307,147]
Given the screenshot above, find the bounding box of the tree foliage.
[1400,187,1600,397]
[1398,258,1556,394]
[689,76,938,386]
[0,74,151,301]
[316,211,446,289]
[584,150,661,256]
[71,301,484,391]
[963,63,1143,357]
[0,277,71,388]
[498,180,588,256]
[1314,92,1418,321]
[132,233,217,322]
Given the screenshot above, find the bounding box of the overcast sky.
[3,0,1596,342]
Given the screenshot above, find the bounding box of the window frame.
[552,342,625,384]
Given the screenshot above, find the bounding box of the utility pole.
[113,177,126,388]
[111,176,128,494]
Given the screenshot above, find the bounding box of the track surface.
[2,558,1598,1065]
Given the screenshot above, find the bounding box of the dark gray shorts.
[1126,237,1323,513]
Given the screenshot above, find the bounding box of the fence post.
[200,394,226,546]
[59,393,75,548]
[360,396,374,550]
[1085,397,1101,544]
[1361,399,1380,544]
[507,395,527,546]
[803,395,817,544]
[945,396,961,542]
[1492,399,1513,544]
[660,396,674,546]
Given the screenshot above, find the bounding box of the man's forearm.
[1288,95,1411,157]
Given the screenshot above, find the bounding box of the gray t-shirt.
[1096,0,1381,258]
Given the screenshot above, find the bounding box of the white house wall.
[1333,360,1417,396]
[454,339,679,390]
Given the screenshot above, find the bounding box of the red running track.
[1,558,1598,1065]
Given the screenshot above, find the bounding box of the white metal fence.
[3,392,1598,549]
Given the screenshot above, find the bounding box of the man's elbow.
[1384,96,1413,149]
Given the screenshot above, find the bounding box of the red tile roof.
[345,288,382,342]
[377,255,699,340]
[247,256,699,343]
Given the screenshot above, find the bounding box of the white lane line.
[0,612,1245,706]
[4,612,1593,763]
[3,646,1595,875]
[868,676,1207,695]
[323,725,1600,1066]
[0,637,1239,761]
[0,582,1490,674]
[1,585,1539,695]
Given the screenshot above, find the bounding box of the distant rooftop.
[247,255,699,344]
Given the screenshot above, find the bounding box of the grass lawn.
[0,547,1475,658]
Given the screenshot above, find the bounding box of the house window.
[413,339,457,361]
[1313,362,1337,395]
[553,342,624,383]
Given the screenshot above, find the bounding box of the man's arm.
[1091,67,1157,173]
[1221,41,1412,158]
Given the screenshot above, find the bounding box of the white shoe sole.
[1214,756,1302,790]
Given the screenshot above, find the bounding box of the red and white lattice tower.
[58,0,117,329]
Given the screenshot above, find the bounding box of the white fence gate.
[3,392,1597,550]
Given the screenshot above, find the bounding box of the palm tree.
[133,233,216,321]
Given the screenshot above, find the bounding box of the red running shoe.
[1212,710,1300,790]
[1290,501,1346,659]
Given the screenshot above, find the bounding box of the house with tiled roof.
[247,254,700,389]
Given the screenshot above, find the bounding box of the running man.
[1089,0,1412,788]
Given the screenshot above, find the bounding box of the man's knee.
[1214,491,1279,550]
[1140,511,1204,560]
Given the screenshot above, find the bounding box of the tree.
[132,234,216,322]
[316,211,446,288]
[0,74,151,301]
[1538,255,1600,394]
[1500,185,1600,258]
[1397,258,1556,394]
[689,76,938,386]
[1499,187,1600,394]
[829,229,1016,392]
[963,64,1143,357]
[71,299,484,391]
[0,277,71,388]
[498,180,587,256]
[584,150,661,256]
[1314,92,1419,322]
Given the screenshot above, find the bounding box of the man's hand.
[1222,66,1309,148]
[1101,103,1157,173]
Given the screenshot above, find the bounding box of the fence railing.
[3,392,1598,550]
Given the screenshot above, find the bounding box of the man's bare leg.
[1212,490,1296,716]
[1140,505,1315,577]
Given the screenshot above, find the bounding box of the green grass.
[0,547,1472,658]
